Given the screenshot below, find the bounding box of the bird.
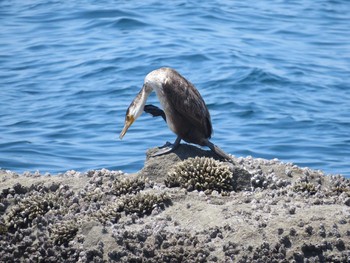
[119,67,231,161]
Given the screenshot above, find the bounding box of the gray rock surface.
[1,145,349,262]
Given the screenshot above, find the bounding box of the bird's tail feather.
[204,140,232,162]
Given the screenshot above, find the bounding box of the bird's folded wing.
[162,74,212,138]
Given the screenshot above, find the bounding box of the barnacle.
[165,157,234,195]
[0,222,7,235]
[329,176,350,196]
[331,186,350,196]
[49,219,79,245]
[292,182,317,195]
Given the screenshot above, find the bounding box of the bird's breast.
[154,89,178,134]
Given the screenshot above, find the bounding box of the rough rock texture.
[1,144,350,262]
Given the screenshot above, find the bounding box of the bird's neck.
[132,84,153,119]
[139,84,153,106]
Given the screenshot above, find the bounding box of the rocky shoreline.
[1,144,350,262]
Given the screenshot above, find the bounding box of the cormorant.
[120,67,231,161]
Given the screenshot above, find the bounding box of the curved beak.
[119,116,135,139]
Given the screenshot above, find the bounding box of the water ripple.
[0,0,349,177]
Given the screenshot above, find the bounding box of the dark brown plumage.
[160,69,212,145]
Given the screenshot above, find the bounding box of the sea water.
[0,0,349,177]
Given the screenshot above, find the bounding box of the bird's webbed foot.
[144,104,167,122]
[160,141,173,148]
[151,137,181,157]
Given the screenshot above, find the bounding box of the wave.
[236,68,291,85]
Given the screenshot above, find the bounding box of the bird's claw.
[160,141,172,148]
[151,146,174,157]
[151,137,181,157]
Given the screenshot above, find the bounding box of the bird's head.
[119,84,151,139]
[119,95,143,139]
[120,69,167,139]
[119,112,135,140]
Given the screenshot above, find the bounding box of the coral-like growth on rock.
[110,177,147,196]
[93,192,171,224]
[117,192,171,216]
[5,192,61,232]
[165,157,234,195]
[49,219,79,245]
[94,202,122,225]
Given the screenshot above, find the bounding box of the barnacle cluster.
[250,173,270,189]
[329,175,350,196]
[5,192,61,231]
[117,192,171,216]
[0,169,173,262]
[0,221,7,235]
[83,187,105,202]
[332,187,350,196]
[165,157,234,195]
[292,182,317,195]
[95,192,170,224]
[110,225,212,262]
[83,175,148,203]
[0,183,83,262]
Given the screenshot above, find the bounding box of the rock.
[138,144,221,183]
[0,149,349,262]
[344,198,350,206]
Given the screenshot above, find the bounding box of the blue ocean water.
[0,0,349,177]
